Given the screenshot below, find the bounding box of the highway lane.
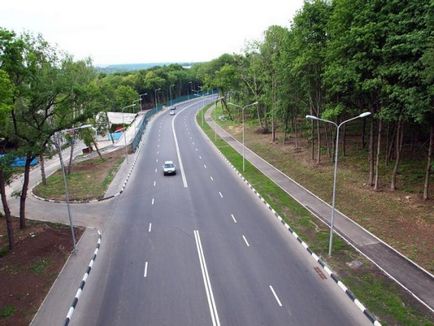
[71,97,370,325]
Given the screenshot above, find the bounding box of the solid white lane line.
[210,176,214,181]
[242,235,250,247]
[152,198,155,205]
[269,285,283,307]
[172,107,188,188]
[231,214,237,223]
[144,261,148,278]
[219,192,223,198]
[148,223,152,232]
[194,230,221,326]
[153,181,156,187]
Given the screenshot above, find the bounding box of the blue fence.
[131,90,218,152]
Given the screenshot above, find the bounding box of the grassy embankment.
[198,103,434,326]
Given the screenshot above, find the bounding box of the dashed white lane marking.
[210,176,214,182]
[157,144,160,148]
[196,148,199,152]
[157,151,159,155]
[144,261,148,278]
[194,230,221,326]
[153,181,156,187]
[242,235,250,247]
[204,164,207,169]
[199,155,202,159]
[269,285,283,307]
[231,214,237,223]
[148,223,152,233]
[152,198,155,205]
[219,192,223,198]
[155,168,157,173]
[156,158,158,163]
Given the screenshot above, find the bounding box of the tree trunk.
[67,137,75,175]
[19,153,33,229]
[391,119,403,191]
[40,154,46,185]
[423,124,433,200]
[0,168,14,250]
[368,118,374,186]
[374,119,382,191]
[386,123,397,166]
[92,140,103,160]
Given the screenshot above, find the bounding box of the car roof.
[164,161,174,164]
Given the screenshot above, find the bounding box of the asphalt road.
[71,98,370,325]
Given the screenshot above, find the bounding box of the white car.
[163,161,176,175]
[169,109,175,115]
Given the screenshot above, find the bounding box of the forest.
[190,0,434,200]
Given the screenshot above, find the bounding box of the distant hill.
[96,62,194,74]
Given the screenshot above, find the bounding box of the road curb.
[64,230,102,326]
[196,109,382,325]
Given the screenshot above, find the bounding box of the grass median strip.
[33,149,125,201]
[198,104,434,326]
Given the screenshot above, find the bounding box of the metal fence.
[131,90,218,152]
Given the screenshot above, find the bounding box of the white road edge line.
[242,235,250,247]
[148,223,152,232]
[231,214,237,223]
[172,103,194,188]
[144,261,148,278]
[194,230,221,326]
[269,285,283,307]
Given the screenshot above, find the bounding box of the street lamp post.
[306,112,371,256]
[54,124,92,253]
[228,101,258,172]
[139,92,148,111]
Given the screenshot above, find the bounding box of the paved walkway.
[205,108,434,313]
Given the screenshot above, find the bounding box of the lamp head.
[305,115,319,121]
[359,112,371,118]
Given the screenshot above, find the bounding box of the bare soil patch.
[0,217,83,325]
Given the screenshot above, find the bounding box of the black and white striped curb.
[197,114,382,326]
[64,230,102,326]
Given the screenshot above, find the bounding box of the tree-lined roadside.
[191,0,434,201]
[199,104,434,325]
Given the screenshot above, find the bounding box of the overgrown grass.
[199,105,434,326]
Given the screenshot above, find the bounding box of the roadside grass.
[199,104,434,326]
[33,149,124,201]
[0,305,15,319]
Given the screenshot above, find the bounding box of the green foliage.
[30,258,49,274]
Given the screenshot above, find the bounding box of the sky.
[1,0,304,66]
